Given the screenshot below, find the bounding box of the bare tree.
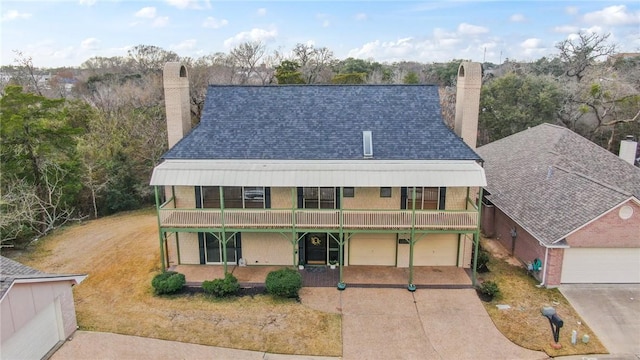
[11,50,46,96]
[292,43,335,83]
[230,41,267,84]
[556,32,616,82]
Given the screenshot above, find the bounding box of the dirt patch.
[11,208,341,357]
[481,237,523,267]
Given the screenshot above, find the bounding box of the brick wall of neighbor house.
[544,248,565,287]
[493,207,545,268]
[567,200,640,248]
[242,232,293,265]
[177,232,200,264]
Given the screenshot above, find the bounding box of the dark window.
[200,186,266,208]
[406,187,439,210]
[380,187,392,198]
[302,187,336,209]
[343,187,355,198]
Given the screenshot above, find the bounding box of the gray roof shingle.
[163,85,481,161]
[477,123,640,245]
[0,256,82,299]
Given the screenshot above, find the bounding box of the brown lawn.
[12,209,341,356]
[479,238,607,357]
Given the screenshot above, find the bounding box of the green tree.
[275,60,305,84]
[403,72,420,84]
[0,85,84,244]
[479,73,562,144]
[331,73,367,84]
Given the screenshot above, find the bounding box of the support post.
[219,186,228,274]
[338,187,346,290]
[292,187,298,267]
[472,187,484,286]
[408,186,417,291]
[154,186,166,272]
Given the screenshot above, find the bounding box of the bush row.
[151,267,303,299]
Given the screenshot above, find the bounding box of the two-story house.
[150,62,487,290]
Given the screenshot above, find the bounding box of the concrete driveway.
[303,287,547,360]
[560,284,640,358]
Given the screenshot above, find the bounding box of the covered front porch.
[171,264,473,289]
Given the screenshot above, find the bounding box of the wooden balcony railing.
[158,207,478,231]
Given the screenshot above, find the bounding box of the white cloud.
[203,16,228,29]
[457,23,489,35]
[166,0,211,10]
[172,39,197,51]
[521,38,543,49]
[322,20,330,28]
[223,28,278,48]
[81,37,100,50]
[355,13,367,21]
[582,5,640,26]
[135,7,156,18]
[565,6,579,15]
[553,25,579,33]
[256,8,267,17]
[1,10,32,22]
[152,16,169,27]
[509,14,526,23]
[78,0,96,6]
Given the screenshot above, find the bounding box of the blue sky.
[1,1,639,68]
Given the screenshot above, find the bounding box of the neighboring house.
[0,256,86,359]
[150,62,487,289]
[477,124,640,286]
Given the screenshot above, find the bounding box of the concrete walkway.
[302,287,547,360]
[53,287,548,360]
[50,331,337,360]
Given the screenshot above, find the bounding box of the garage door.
[349,234,396,265]
[561,248,640,283]
[2,301,62,359]
[413,234,458,266]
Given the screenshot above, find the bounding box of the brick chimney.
[454,62,482,149]
[163,62,191,148]
[619,135,638,165]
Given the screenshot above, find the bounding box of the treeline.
[1,32,638,247]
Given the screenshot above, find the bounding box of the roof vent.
[363,131,373,158]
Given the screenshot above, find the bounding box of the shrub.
[265,268,302,298]
[476,250,491,273]
[477,280,500,301]
[151,271,185,295]
[202,273,240,297]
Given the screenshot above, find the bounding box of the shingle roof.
[477,123,640,245]
[0,256,84,299]
[163,85,480,161]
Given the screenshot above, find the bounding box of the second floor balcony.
[158,207,479,232]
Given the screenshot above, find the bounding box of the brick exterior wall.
[545,248,564,287]
[567,199,640,248]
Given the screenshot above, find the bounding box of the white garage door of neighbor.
[1,301,62,360]
[561,248,640,284]
[349,234,396,265]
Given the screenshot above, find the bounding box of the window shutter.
[198,232,205,264]
[439,187,446,210]
[195,186,202,208]
[297,187,303,208]
[335,188,341,209]
[400,187,407,209]
[235,233,242,263]
[265,187,271,208]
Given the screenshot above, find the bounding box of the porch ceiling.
[150,159,487,187]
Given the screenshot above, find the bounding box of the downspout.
[154,186,166,272]
[537,245,549,288]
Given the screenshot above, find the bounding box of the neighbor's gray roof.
[163,85,481,161]
[477,123,640,245]
[0,256,85,300]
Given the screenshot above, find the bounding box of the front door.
[305,233,327,265]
